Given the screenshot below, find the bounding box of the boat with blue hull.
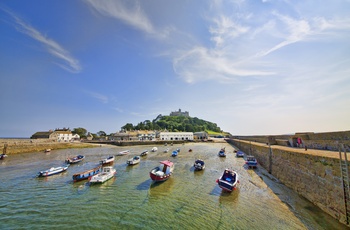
[218,147,226,157]
[65,155,85,164]
[246,155,258,168]
[72,165,102,182]
[236,150,244,157]
[171,151,178,157]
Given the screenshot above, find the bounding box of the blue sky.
[1,0,350,137]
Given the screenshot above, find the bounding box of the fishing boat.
[89,166,116,184]
[116,150,130,156]
[72,165,102,182]
[236,150,244,157]
[246,155,258,168]
[100,156,115,166]
[127,156,140,165]
[218,148,226,157]
[171,150,178,157]
[150,160,174,182]
[193,159,205,171]
[151,147,158,152]
[38,165,69,177]
[216,169,239,192]
[163,148,169,153]
[140,150,148,156]
[65,155,85,164]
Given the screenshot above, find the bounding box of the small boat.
[193,159,205,171]
[163,148,169,153]
[116,150,130,156]
[0,153,8,160]
[89,166,116,184]
[188,149,193,152]
[150,160,174,182]
[216,169,239,192]
[140,150,148,156]
[72,165,102,182]
[65,155,85,164]
[218,148,226,157]
[100,156,115,166]
[246,155,258,168]
[127,156,141,165]
[236,150,244,157]
[176,148,180,152]
[171,150,178,157]
[38,165,69,177]
[151,147,158,152]
[44,149,51,153]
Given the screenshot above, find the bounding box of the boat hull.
[38,166,69,177]
[72,166,102,182]
[149,172,171,182]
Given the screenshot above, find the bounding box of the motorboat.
[150,160,174,182]
[151,147,158,152]
[216,169,239,192]
[163,148,169,153]
[38,165,69,177]
[171,151,178,157]
[127,156,141,165]
[100,156,115,166]
[246,155,258,168]
[218,148,226,157]
[89,166,116,184]
[140,150,148,156]
[65,155,85,164]
[236,150,244,157]
[193,159,205,171]
[72,165,102,182]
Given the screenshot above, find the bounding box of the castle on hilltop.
[170,109,189,117]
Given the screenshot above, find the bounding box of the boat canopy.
[159,160,173,167]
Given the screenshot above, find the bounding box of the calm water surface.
[0,143,347,229]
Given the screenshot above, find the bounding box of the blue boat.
[216,169,239,192]
[218,148,226,157]
[72,165,102,182]
[246,155,258,168]
[236,150,244,157]
[171,151,178,157]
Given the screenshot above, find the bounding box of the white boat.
[127,156,140,165]
[163,148,169,153]
[100,156,115,165]
[140,150,148,156]
[38,165,69,177]
[151,147,158,152]
[216,169,239,192]
[116,150,130,156]
[150,160,174,182]
[89,166,116,184]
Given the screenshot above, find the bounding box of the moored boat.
[150,160,174,182]
[216,169,239,192]
[193,159,205,171]
[140,150,148,156]
[116,150,130,156]
[89,166,116,184]
[236,150,244,157]
[100,156,115,166]
[163,148,169,153]
[218,148,226,157]
[65,155,85,164]
[72,165,102,182]
[171,150,178,157]
[44,149,51,153]
[151,147,158,152]
[127,156,140,165]
[38,165,69,177]
[0,153,8,160]
[246,155,258,168]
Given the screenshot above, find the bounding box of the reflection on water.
[0,143,346,229]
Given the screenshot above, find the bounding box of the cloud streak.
[3,8,81,73]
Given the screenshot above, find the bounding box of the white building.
[159,132,193,141]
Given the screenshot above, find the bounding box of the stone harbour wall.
[228,139,348,225]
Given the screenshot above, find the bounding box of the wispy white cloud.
[84,0,169,39]
[3,8,81,73]
[85,91,109,104]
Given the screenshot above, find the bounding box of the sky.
[1,0,350,137]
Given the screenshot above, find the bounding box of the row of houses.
[31,128,80,142]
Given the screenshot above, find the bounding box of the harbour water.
[0,142,347,229]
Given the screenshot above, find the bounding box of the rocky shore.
[0,139,97,155]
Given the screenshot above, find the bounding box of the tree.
[72,127,87,138]
[122,123,134,131]
[97,131,106,137]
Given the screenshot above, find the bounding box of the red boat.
[149,160,174,182]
